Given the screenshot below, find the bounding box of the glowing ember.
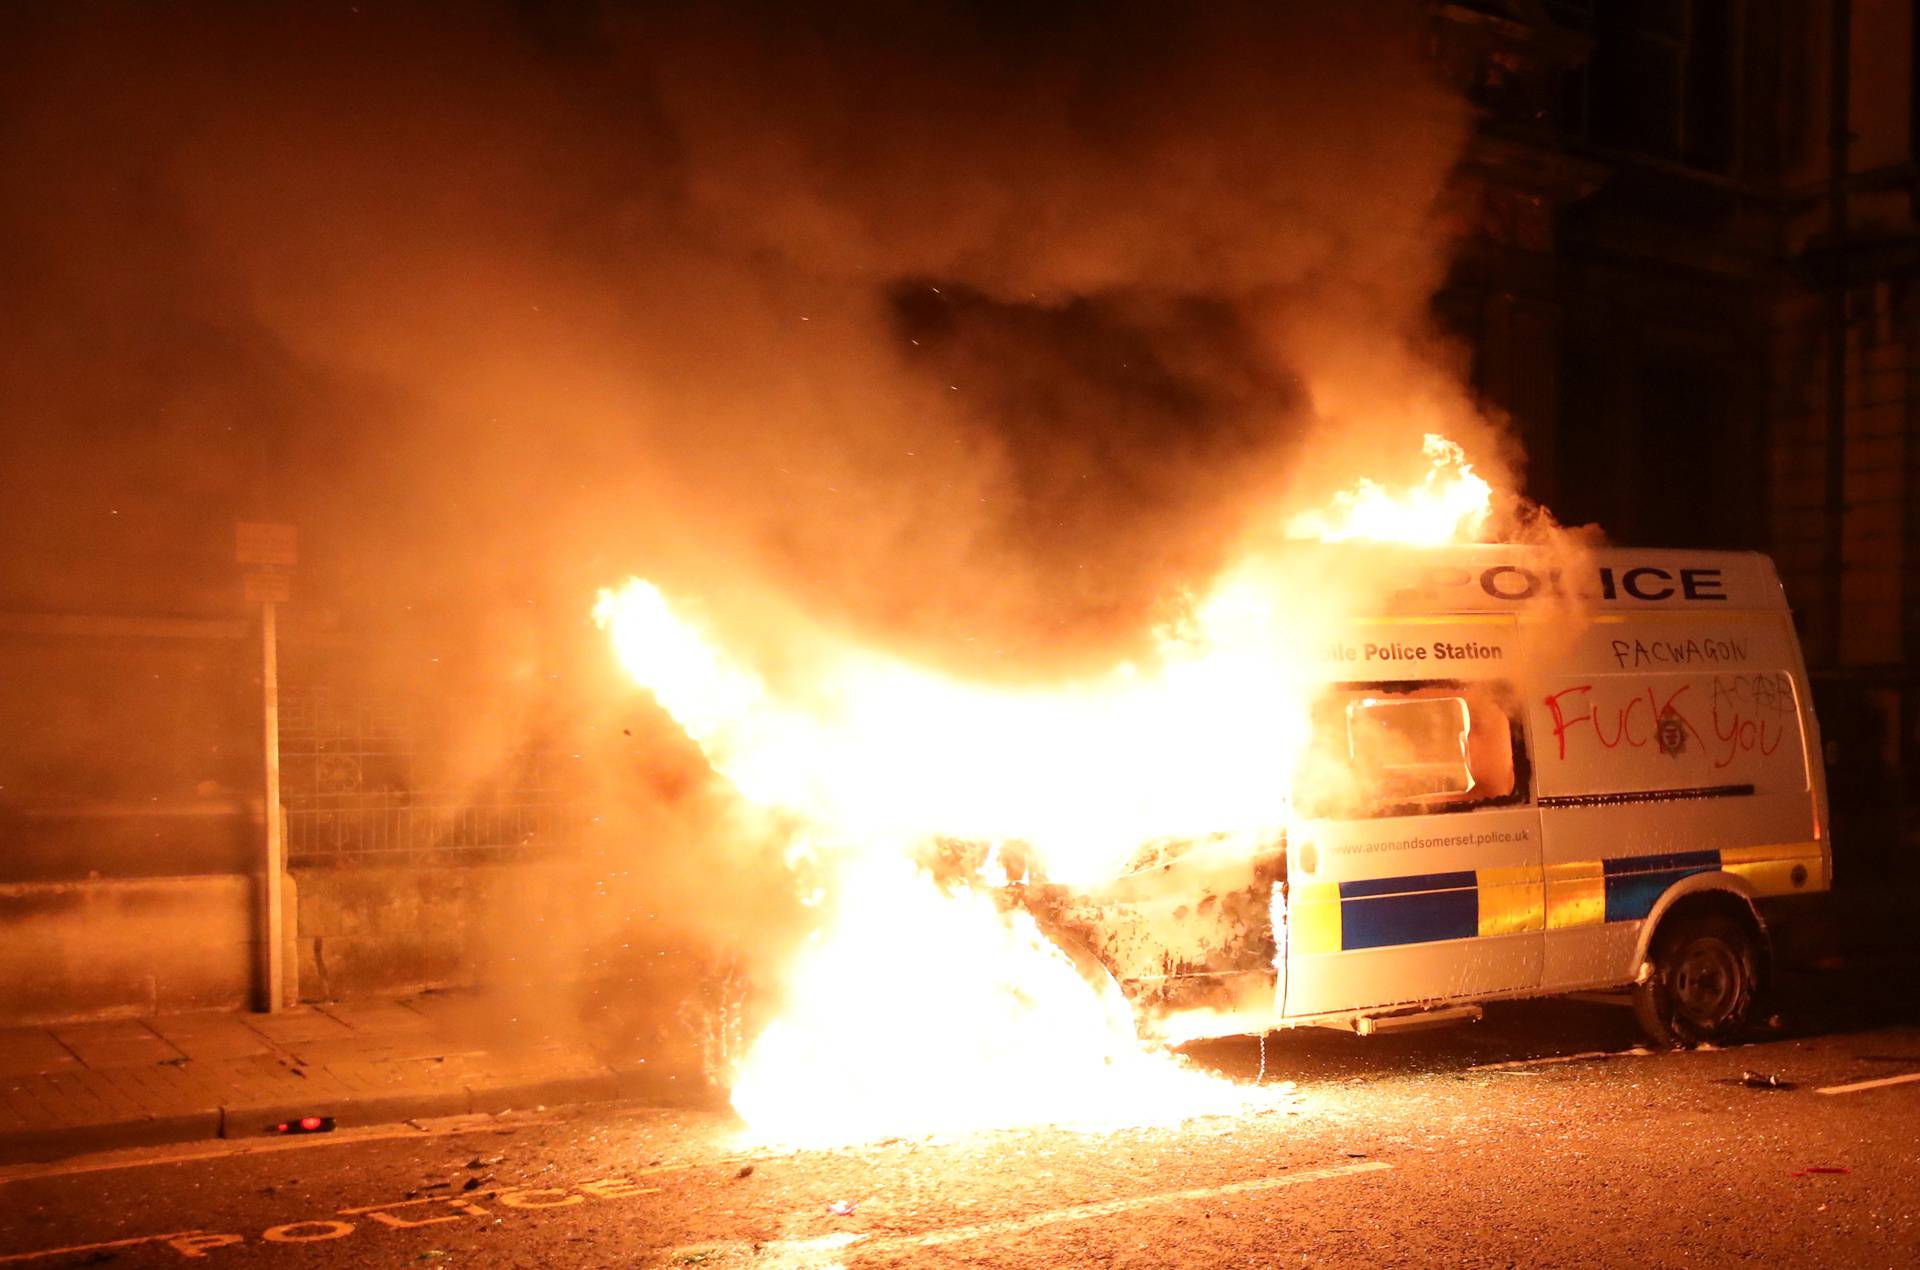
[594,433,1496,1145]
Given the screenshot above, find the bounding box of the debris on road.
[828,1199,856,1216]
[734,1164,755,1179]
[1733,1071,1797,1090]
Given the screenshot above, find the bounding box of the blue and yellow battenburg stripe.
[1289,841,1824,955]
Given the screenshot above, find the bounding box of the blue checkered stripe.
[1332,850,1722,952]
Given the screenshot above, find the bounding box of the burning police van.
[1017,545,1831,1048]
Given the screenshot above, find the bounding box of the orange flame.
[594,576,1313,885]
[1285,433,1492,546]
[594,433,1495,1144]
[726,853,1272,1146]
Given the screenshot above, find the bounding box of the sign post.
[236,523,298,1013]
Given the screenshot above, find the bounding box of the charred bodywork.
[1009,835,1285,1042]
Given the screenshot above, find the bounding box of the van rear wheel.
[1633,912,1761,1048]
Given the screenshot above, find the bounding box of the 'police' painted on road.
[165,1176,661,1258]
[0,1172,672,1263]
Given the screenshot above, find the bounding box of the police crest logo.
[1656,707,1687,758]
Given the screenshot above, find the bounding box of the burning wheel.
[1633,911,1762,1048]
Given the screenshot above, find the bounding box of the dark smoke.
[0,1,1485,976]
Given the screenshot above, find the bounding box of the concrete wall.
[0,874,295,1025]
[292,860,614,1003]
[0,860,622,1024]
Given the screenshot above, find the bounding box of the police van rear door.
[1530,611,1824,987]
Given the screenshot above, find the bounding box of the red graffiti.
[1545,675,1793,771]
[1543,683,1700,761]
[1708,675,1788,769]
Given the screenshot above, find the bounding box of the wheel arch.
[1632,873,1770,973]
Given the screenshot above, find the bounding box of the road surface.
[3,965,1917,1268]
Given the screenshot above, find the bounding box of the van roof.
[1310,545,1789,615]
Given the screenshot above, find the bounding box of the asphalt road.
[3,966,1918,1269]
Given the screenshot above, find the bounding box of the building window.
[1548,0,1740,173]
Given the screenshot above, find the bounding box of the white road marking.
[0,1232,205,1265]
[673,1159,1391,1264]
[1468,1048,1647,1072]
[875,1160,1391,1250]
[0,1114,558,1186]
[1815,1071,1920,1096]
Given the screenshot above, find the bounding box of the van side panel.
[1530,613,1824,989]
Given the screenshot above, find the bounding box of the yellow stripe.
[1545,860,1606,930]
[1719,840,1827,896]
[1288,881,1343,956]
[1476,865,1545,936]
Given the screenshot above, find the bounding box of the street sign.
[244,571,293,604]
[236,522,299,567]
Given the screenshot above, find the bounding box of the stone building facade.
[1436,0,1918,874]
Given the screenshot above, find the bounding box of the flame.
[594,433,1495,1145]
[593,575,1314,885]
[1284,433,1492,546]
[727,853,1267,1146]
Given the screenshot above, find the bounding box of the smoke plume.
[0,1,1501,999]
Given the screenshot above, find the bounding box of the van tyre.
[1633,912,1762,1048]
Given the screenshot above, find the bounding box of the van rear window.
[1297,680,1529,820]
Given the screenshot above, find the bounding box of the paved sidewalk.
[0,992,713,1164]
